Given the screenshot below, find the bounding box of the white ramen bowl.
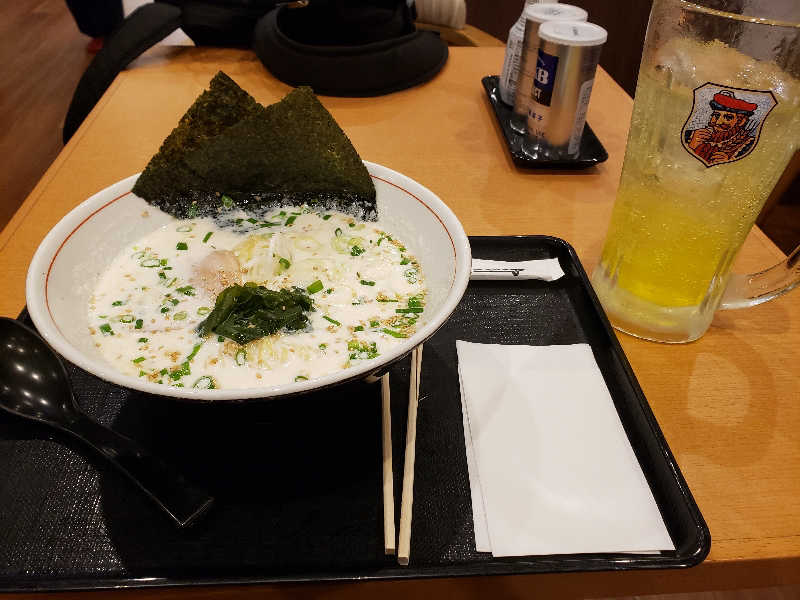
[26,161,471,401]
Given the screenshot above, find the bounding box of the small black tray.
[482,75,609,169]
[0,236,708,592]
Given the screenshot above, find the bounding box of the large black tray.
[0,236,709,592]
[482,75,609,169]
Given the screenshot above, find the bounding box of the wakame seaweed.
[197,283,314,345]
[132,72,377,220]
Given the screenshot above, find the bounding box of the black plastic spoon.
[0,317,213,527]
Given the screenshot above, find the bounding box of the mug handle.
[720,244,800,309]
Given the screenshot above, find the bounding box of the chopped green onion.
[350,246,365,256]
[140,258,160,267]
[169,298,179,306]
[285,215,297,226]
[132,356,145,364]
[235,218,244,225]
[186,343,203,361]
[112,300,124,306]
[160,307,170,313]
[322,214,332,220]
[294,375,308,382]
[306,280,324,294]
[381,328,407,338]
[323,316,341,326]
[160,259,168,266]
[222,195,233,209]
[176,225,193,232]
[176,285,195,296]
[202,232,213,243]
[376,237,384,246]
[193,376,215,389]
[399,246,406,252]
[396,308,424,314]
[158,271,167,279]
[173,311,188,320]
[135,319,143,329]
[326,288,333,294]
[235,349,247,366]
[347,340,379,360]
[139,370,147,377]
[348,223,355,228]
[359,280,375,286]
[169,361,191,380]
[400,256,411,265]
[334,227,343,237]
[197,306,211,315]
[138,337,148,343]
[278,257,291,270]
[370,320,379,327]
[176,242,188,251]
[160,368,168,376]
[247,217,258,224]
[354,325,364,332]
[119,314,135,323]
[99,323,113,335]
[217,335,225,342]
[318,343,327,350]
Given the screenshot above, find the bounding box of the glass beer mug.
[592,0,800,343]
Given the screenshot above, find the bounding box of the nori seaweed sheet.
[132,71,265,215]
[132,73,377,220]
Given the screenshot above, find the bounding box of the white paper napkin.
[471,258,564,281]
[456,341,675,557]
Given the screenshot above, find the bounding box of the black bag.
[63,0,448,143]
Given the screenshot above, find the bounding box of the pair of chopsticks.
[382,344,423,565]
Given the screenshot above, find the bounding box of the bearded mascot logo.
[681,83,777,168]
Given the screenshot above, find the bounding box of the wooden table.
[1,47,799,599]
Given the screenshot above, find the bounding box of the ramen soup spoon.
[0,317,213,527]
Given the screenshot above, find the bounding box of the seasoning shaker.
[522,20,607,160]
[509,3,588,134]
[498,0,561,106]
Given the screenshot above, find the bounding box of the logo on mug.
[681,83,777,168]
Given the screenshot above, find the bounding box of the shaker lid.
[538,20,608,47]
[523,3,588,25]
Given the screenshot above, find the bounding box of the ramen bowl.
[26,161,471,401]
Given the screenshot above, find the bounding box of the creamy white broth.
[88,207,426,389]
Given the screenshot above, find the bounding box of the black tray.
[0,236,708,592]
[482,75,609,169]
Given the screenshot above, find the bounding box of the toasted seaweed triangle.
[131,71,265,217]
[182,86,377,220]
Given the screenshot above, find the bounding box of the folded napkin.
[457,341,674,556]
[471,258,564,281]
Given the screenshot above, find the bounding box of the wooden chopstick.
[381,373,396,555]
[398,344,423,565]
